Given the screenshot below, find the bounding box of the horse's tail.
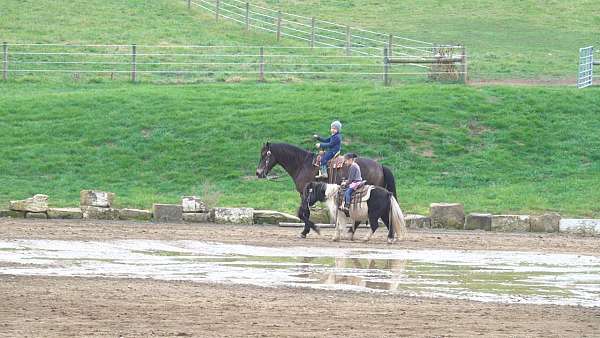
[382,165,397,199]
[389,195,407,240]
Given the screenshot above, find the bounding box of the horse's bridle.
[262,145,274,175]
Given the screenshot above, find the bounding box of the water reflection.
[0,240,599,307]
[292,257,408,291]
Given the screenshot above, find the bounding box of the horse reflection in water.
[295,257,408,291]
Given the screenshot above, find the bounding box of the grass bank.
[1,82,599,217]
[2,0,599,80]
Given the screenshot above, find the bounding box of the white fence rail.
[1,43,467,84]
[185,0,451,62]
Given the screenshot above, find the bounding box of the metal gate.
[577,46,594,88]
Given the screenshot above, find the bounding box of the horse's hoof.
[297,233,307,239]
[332,237,340,242]
[387,237,397,244]
[314,226,321,236]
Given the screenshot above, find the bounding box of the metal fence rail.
[184,0,453,64]
[1,43,466,84]
[577,46,594,88]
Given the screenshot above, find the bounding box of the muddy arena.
[0,218,599,337]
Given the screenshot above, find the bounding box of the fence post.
[2,42,7,81]
[346,26,351,56]
[276,11,282,41]
[388,34,393,57]
[259,46,265,82]
[383,47,389,86]
[310,17,315,48]
[460,45,467,84]
[245,2,250,30]
[131,44,137,83]
[187,0,191,9]
[216,0,220,22]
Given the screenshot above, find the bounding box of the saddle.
[338,182,373,208]
[313,152,343,169]
[313,152,346,184]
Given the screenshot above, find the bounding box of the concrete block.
[182,196,207,213]
[80,190,115,208]
[47,208,83,219]
[405,214,431,228]
[153,204,183,223]
[0,210,26,218]
[82,206,119,220]
[530,213,561,233]
[183,212,210,223]
[119,208,152,221]
[254,210,300,225]
[9,194,48,212]
[560,219,600,236]
[430,203,465,229]
[25,212,47,219]
[465,213,492,231]
[212,207,253,225]
[491,215,530,232]
[308,206,330,224]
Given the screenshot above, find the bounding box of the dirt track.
[1,218,599,337]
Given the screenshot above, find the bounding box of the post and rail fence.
[184,0,458,64]
[0,42,467,85]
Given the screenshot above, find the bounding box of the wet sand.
[0,218,599,337]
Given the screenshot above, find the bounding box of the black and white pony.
[304,182,407,243]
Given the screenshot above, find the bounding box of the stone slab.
[25,212,48,219]
[308,206,330,224]
[81,206,119,220]
[530,213,561,233]
[491,215,530,232]
[430,203,465,229]
[183,212,210,223]
[80,190,115,208]
[9,194,49,212]
[254,209,300,225]
[182,196,208,213]
[0,210,26,218]
[47,208,83,219]
[153,204,183,223]
[464,213,492,231]
[119,208,152,221]
[405,214,431,228]
[560,219,600,236]
[212,207,254,225]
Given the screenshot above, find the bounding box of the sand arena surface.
[0,219,599,337]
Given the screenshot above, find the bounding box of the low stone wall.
[1,192,597,234]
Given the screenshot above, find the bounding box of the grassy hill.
[2,0,599,80]
[1,82,599,217]
[1,0,599,217]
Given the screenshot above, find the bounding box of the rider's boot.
[339,202,350,217]
[315,165,328,179]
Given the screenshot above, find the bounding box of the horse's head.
[256,142,277,179]
[303,182,327,207]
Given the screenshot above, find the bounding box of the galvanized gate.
[577,46,594,88]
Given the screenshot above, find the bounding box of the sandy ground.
[1,218,599,337]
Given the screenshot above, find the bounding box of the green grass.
[1,0,599,80]
[249,0,600,80]
[1,82,599,217]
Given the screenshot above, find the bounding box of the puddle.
[1,240,599,307]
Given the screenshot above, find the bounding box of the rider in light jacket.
[340,152,362,213]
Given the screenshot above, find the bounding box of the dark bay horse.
[255,142,397,237]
